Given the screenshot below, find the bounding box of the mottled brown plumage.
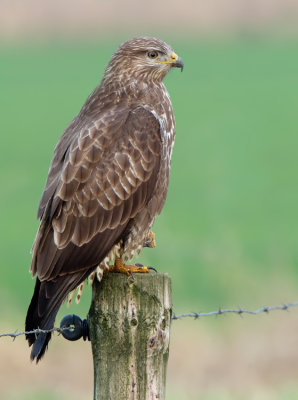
[25,37,183,361]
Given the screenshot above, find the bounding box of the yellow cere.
[171,52,178,61]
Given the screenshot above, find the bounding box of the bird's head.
[103,37,183,85]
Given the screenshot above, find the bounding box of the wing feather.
[32,106,162,281]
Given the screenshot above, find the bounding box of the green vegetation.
[1,38,298,325]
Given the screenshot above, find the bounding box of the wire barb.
[0,327,67,339]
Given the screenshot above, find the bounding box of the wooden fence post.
[88,272,172,400]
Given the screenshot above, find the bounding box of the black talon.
[148,266,157,273]
[128,269,135,281]
[135,263,143,267]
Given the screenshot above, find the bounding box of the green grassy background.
[0,37,298,399]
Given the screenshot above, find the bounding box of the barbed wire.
[0,327,67,340]
[172,301,298,320]
[1,301,298,339]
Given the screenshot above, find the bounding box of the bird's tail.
[25,278,62,362]
[25,271,91,362]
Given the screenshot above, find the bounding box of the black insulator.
[60,314,90,342]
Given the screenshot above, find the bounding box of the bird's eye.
[147,51,158,59]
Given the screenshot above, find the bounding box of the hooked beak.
[155,51,184,71]
[172,56,184,72]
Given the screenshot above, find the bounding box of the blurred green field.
[0,37,298,399]
[1,38,297,316]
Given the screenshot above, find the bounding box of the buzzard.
[25,37,183,362]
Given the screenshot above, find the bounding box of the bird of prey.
[25,37,183,362]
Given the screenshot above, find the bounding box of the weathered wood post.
[88,272,172,400]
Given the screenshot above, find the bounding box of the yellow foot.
[108,258,156,276]
[144,231,156,248]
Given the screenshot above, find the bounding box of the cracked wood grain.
[88,272,172,400]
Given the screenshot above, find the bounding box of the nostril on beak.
[171,52,178,61]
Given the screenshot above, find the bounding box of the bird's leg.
[108,232,157,276]
[143,231,156,248]
[108,257,155,276]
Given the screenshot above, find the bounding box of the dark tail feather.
[25,270,93,362]
[25,278,41,347]
[25,278,61,362]
[29,312,57,362]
